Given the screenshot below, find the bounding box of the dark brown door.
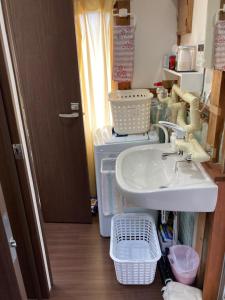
[0,83,51,298]
[3,0,91,222]
[0,184,27,300]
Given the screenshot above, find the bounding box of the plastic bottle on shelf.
[154,82,168,99]
[169,55,176,70]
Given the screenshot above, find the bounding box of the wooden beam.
[202,163,225,299]
[207,70,225,161]
[220,0,225,20]
[193,212,206,288]
[203,181,225,299]
[221,129,225,173]
[177,0,194,35]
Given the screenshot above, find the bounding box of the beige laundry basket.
[109,89,153,135]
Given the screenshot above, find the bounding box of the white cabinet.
[163,68,203,94]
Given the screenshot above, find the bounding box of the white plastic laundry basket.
[110,213,161,285]
[109,89,153,135]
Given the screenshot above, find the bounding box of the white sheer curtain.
[74,0,115,195]
[79,12,112,129]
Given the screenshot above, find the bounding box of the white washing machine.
[94,126,159,237]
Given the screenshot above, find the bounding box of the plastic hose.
[152,124,169,143]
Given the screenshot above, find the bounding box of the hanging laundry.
[214,21,225,71]
[113,25,135,82]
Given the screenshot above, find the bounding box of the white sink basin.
[116,144,218,212]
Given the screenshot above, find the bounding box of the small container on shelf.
[163,54,170,69]
[158,230,173,254]
[176,45,196,72]
[169,55,176,70]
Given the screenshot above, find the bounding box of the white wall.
[131,0,177,88]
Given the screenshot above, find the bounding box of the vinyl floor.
[45,216,163,300]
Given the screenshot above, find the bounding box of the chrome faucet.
[158,121,186,139]
[161,150,183,160]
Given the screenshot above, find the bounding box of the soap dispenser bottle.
[170,132,177,151]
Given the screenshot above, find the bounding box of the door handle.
[58,112,79,118]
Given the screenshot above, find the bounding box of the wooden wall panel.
[220,0,225,20]
[177,0,194,35]
[207,70,225,162]
[194,212,206,288]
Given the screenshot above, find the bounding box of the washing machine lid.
[94,126,158,146]
[107,131,149,144]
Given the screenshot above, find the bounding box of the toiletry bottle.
[170,132,177,151]
[169,55,176,70]
[154,82,168,98]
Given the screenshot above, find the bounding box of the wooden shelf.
[163,68,204,94]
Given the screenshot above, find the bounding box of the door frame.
[0,80,43,298]
[0,184,27,300]
[0,1,52,298]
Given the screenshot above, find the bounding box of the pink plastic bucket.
[168,245,200,285]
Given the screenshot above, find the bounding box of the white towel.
[113,25,135,82]
[214,21,225,70]
[162,282,202,300]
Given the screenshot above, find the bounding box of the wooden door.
[3,0,91,223]
[0,184,27,300]
[0,83,51,298]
